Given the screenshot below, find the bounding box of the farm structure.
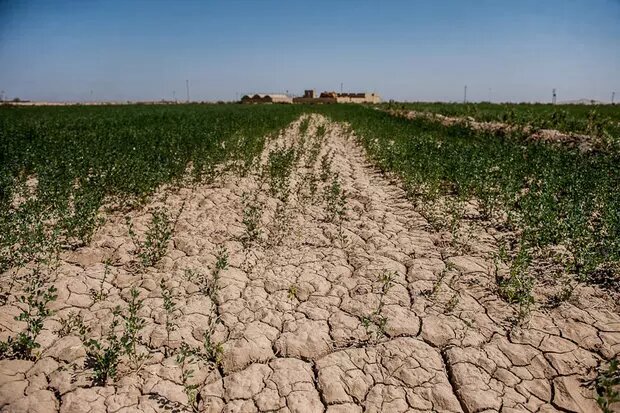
[293,89,381,104]
[241,93,293,104]
[242,89,382,104]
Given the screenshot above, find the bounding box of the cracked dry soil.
[1,114,619,413]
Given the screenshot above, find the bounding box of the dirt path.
[1,115,618,413]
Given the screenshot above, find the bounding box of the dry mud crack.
[1,114,619,413]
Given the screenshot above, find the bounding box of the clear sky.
[0,0,618,103]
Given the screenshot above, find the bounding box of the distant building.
[319,91,338,99]
[241,94,292,104]
[242,90,381,104]
[334,92,381,104]
[293,90,381,104]
[293,90,336,104]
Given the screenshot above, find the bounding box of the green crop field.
[1,102,619,412]
[321,104,620,290]
[2,103,618,290]
[381,101,620,141]
[0,104,306,271]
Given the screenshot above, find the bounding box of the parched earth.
[1,115,619,412]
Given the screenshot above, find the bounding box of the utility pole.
[186,80,190,102]
[612,91,616,105]
[340,82,343,94]
[463,85,467,103]
[0,90,4,102]
[552,88,557,104]
[173,90,176,102]
[488,88,492,103]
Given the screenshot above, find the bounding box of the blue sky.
[0,0,618,102]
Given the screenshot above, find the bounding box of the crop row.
[2,103,619,293]
[382,101,620,145]
[320,104,620,291]
[0,104,306,272]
